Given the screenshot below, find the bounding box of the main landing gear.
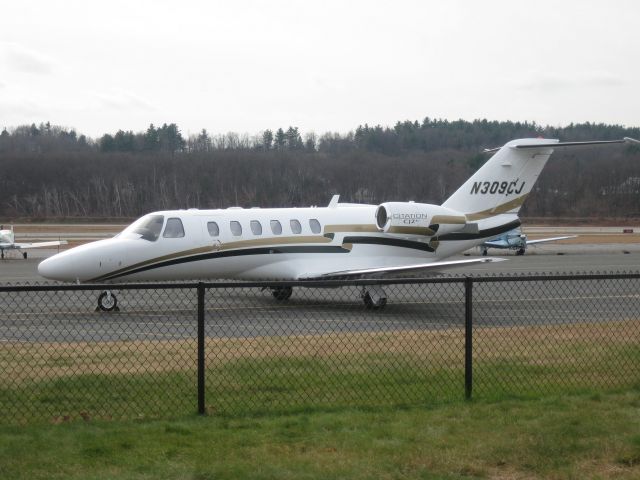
[96,290,119,312]
[0,251,28,259]
[271,286,293,301]
[265,285,388,309]
[361,285,387,309]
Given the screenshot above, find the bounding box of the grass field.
[1,390,640,479]
[1,320,639,423]
[1,320,640,478]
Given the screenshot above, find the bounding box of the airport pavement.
[1,225,639,342]
[0,246,639,342]
[1,244,639,284]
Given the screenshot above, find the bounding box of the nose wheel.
[96,290,119,312]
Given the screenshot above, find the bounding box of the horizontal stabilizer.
[514,138,639,149]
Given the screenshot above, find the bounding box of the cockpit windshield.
[121,214,165,241]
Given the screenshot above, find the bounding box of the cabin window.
[290,219,302,234]
[230,221,242,236]
[130,214,164,242]
[250,220,262,235]
[270,220,282,235]
[309,218,321,234]
[163,218,185,238]
[207,221,219,237]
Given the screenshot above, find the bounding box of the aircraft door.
[205,219,223,251]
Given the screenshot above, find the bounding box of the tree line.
[0,118,639,219]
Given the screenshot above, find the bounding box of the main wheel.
[97,291,118,311]
[271,286,293,301]
[363,292,387,310]
[516,248,526,256]
[23,251,28,259]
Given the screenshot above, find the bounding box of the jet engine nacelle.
[375,202,468,237]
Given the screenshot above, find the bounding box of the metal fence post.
[197,282,206,415]
[464,277,473,400]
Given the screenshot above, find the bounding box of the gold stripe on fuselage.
[431,215,466,225]
[219,235,332,250]
[387,226,436,236]
[324,224,379,233]
[92,234,336,281]
[465,194,528,221]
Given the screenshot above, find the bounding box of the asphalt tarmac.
[0,245,639,342]
[1,241,640,283]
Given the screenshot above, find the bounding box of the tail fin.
[442,138,557,220]
[443,137,637,220]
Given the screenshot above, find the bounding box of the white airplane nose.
[38,256,61,280]
[38,254,76,282]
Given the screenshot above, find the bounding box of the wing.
[299,257,505,280]
[525,235,576,246]
[482,240,509,248]
[14,240,68,249]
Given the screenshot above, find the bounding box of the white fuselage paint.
[37,204,514,283]
[39,137,635,284]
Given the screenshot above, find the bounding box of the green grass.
[1,322,639,423]
[1,321,640,478]
[1,390,640,479]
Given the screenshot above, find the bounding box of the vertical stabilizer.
[442,138,557,219]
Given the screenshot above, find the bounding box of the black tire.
[363,292,387,310]
[97,291,118,311]
[23,252,27,259]
[516,248,526,256]
[271,286,293,301]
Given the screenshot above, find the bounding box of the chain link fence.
[0,274,638,424]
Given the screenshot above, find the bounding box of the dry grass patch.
[1,319,638,386]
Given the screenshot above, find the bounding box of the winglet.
[328,195,340,208]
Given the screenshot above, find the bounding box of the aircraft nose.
[38,254,73,282]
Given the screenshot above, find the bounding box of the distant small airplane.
[37,136,639,311]
[480,227,576,255]
[0,225,68,259]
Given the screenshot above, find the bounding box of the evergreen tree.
[274,128,286,150]
[262,129,273,150]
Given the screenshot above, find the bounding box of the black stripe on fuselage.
[343,236,436,252]
[437,219,521,241]
[95,245,351,281]
[96,219,521,281]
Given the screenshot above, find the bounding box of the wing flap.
[299,257,505,280]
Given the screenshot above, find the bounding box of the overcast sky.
[1,0,638,138]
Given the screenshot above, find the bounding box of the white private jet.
[480,227,577,255]
[0,225,67,260]
[38,137,639,311]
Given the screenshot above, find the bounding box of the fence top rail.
[0,272,639,292]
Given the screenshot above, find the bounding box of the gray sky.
[1,0,638,138]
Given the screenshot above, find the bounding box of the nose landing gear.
[96,290,119,312]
